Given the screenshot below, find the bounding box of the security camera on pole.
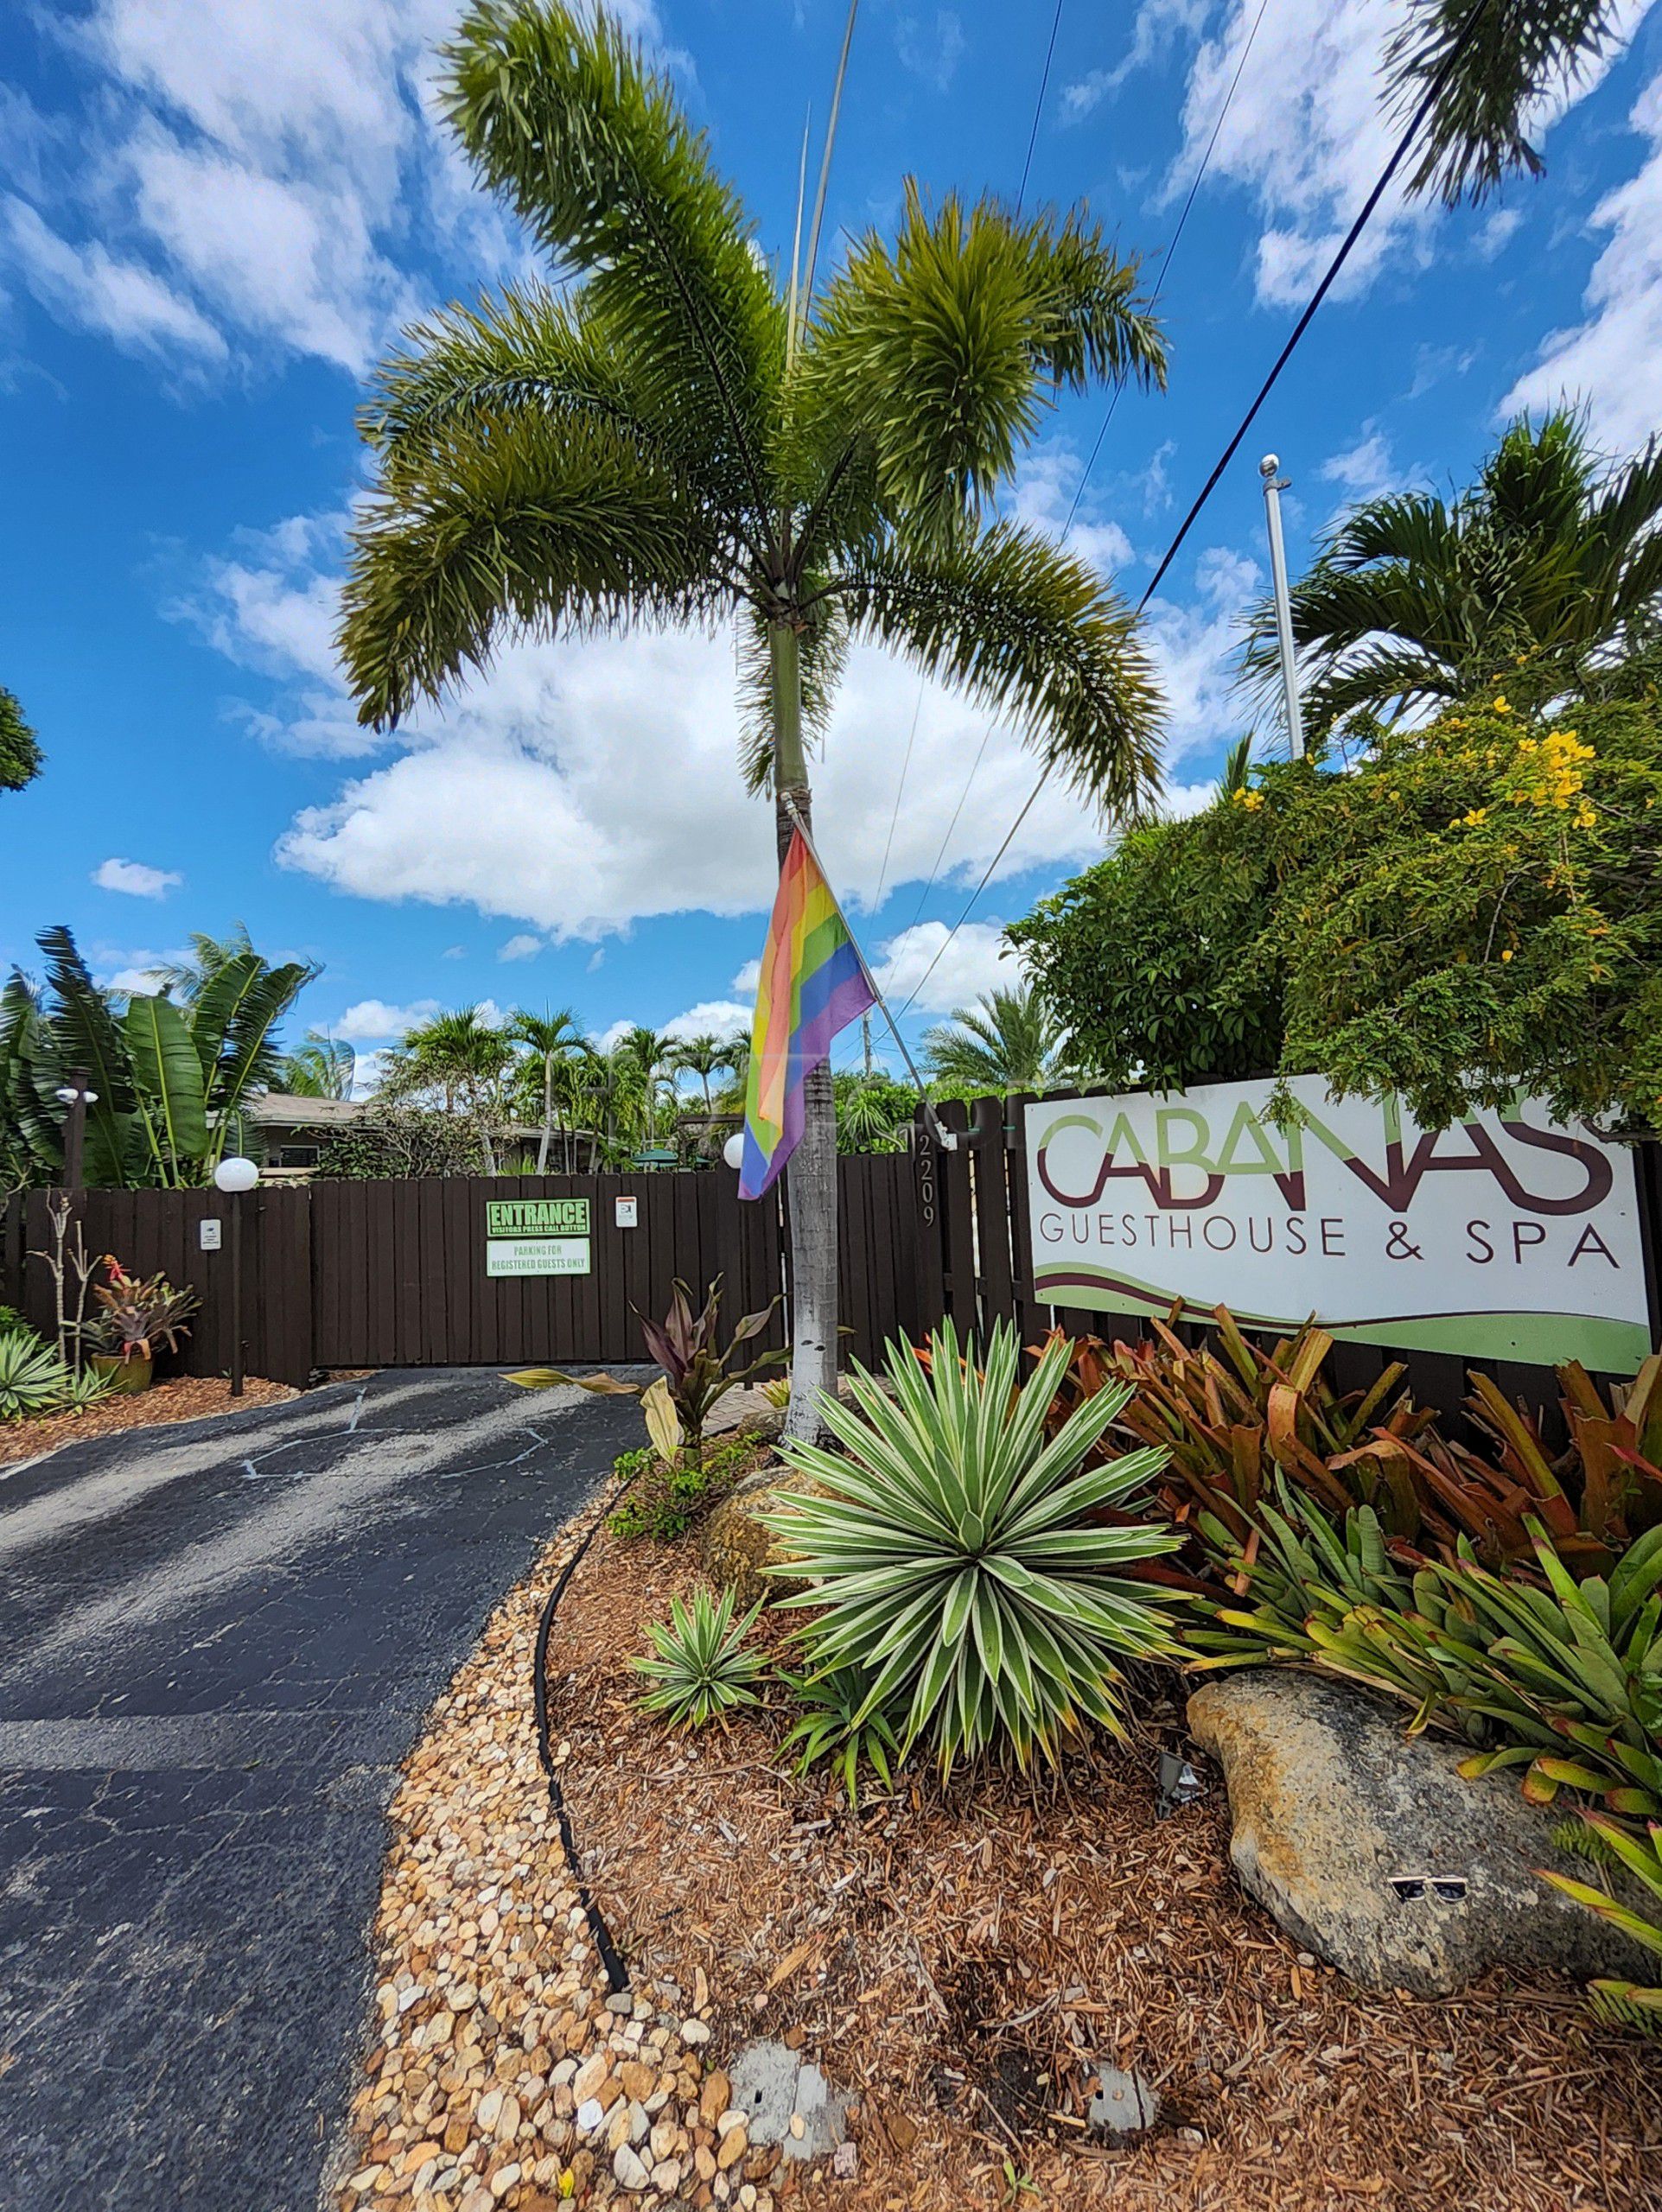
[1259,454,1305,762]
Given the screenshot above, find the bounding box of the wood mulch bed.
[554,1516,1662,2212]
[0,1372,297,1466]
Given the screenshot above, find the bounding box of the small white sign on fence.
[485,1236,591,1279]
[1023,1075,1652,1373]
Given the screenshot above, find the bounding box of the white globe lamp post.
[213,1157,261,1395]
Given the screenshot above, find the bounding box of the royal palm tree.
[1241,412,1662,734]
[922,984,1072,1096]
[146,924,260,1002]
[509,1004,588,1170]
[337,3,1166,1436]
[615,1024,675,1145]
[667,1032,731,1115]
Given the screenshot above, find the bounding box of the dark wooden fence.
[0,1154,921,1389]
[3,1097,1657,1421]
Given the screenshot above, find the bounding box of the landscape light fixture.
[212,1157,260,1395]
[723,1132,746,1172]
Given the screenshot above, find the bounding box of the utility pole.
[1259,454,1305,761]
[54,1071,96,1192]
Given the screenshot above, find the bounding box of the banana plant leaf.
[124,993,207,1183]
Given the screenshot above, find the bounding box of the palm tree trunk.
[537,1056,553,1174]
[771,618,837,1446]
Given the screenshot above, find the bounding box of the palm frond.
[801,184,1164,545]
[735,596,849,793]
[441,2,781,537]
[836,521,1162,817]
[340,410,727,728]
[1385,0,1627,207]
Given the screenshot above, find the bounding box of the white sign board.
[486,1237,591,1279]
[614,1196,639,1229]
[198,1219,222,1251]
[1024,1076,1652,1373]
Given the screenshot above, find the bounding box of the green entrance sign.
[485,1197,590,1236]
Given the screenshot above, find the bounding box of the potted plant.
[85,1261,201,1393]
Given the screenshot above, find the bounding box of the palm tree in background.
[667,1032,734,1115]
[278,1031,357,1100]
[922,984,1073,1096]
[1241,412,1662,735]
[1385,0,1633,207]
[147,924,261,1002]
[385,1006,515,1167]
[336,2,1167,1437]
[509,1004,589,1170]
[615,1025,674,1145]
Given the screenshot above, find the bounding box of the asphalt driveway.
[0,1367,647,2212]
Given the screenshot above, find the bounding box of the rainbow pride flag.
[738,829,876,1199]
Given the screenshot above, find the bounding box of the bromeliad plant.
[766,1317,1184,1777]
[508,1275,786,1463]
[631,1584,767,1729]
[86,1262,200,1366]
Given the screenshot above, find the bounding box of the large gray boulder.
[1187,1669,1652,1998]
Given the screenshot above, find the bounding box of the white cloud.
[731,957,761,994]
[871,920,1017,1017]
[1321,427,1395,500]
[1010,440,1135,575]
[895,10,966,92]
[90,944,190,994]
[3,194,226,364]
[1505,68,1662,450]
[334,996,441,1041]
[497,932,542,962]
[1142,544,1260,760]
[1063,0,1208,119]
[1138,0,1653,310]
[2,0,664,376]
[665,1000,750,1041]
[92,856,182,899]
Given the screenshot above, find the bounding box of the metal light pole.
[213,1156,260,1396]
[1259,454,1305,761]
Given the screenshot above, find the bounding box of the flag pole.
[780,797,957,1150]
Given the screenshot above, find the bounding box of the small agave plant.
[632,1585,767,1729]
[766,1317,1184,1777]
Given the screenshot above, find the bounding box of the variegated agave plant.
[765,1318,1183,1777]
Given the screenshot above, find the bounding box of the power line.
[901,0,1264,950]
[892,0,1497,1024]
[867,0,1069,928]
[1017,0,1066,213]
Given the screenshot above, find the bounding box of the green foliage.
[920,985,1073,1094]
[608,1433,754,1541]
[777,1661,901,1808]
[0,1304,35,1341]
[832,1071,914,1154]
[509,1275,786,1457]
[0,685,42,793]
[1012,688,1662,1133]
[1270,694,1662,1133]
[0,1332,112,1421]
[1241,413,1662,734]
[1008,792,1283,1093]
[277,1033,357,1100]
[0,923,316,1187]
[1542,1811,1662,2035]
[631,1584,767,1728]
[767,1317,1183,1777]
[315,1105,491,1179]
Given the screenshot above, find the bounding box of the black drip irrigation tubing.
[532,1471,641,1998]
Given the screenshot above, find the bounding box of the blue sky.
[2,0,1660,1082]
